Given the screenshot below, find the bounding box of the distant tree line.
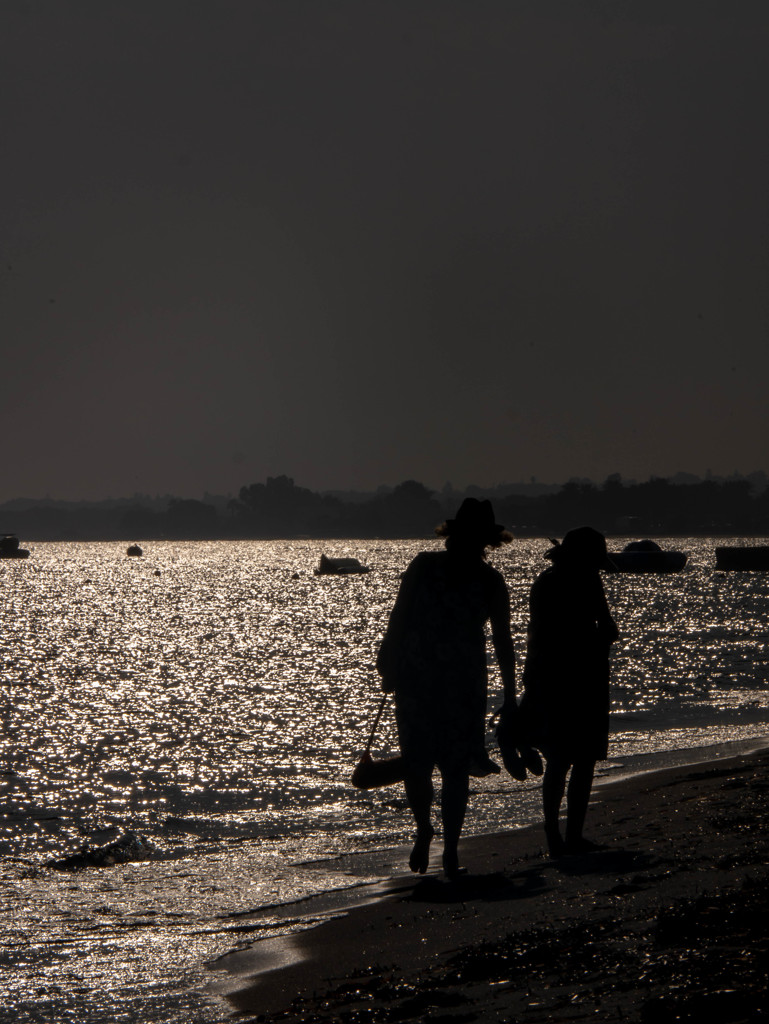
[3,473,769,541]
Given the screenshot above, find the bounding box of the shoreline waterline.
[211,742,769,1023]
[207,732,769,995]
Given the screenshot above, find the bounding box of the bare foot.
[409,826,435,874]
[442,850,468,880]
[545,827,566,859]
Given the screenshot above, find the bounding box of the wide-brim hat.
[444,498,507,544]
[545,526,613,569]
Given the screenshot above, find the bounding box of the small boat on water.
[715,546,769,571]
[607,539,687,573]
[0,534,30,559]
[315,554,370,575]
[126,543,143,557]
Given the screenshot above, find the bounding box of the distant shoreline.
[3,472,768,542]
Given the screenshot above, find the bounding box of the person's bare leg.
[542,756,570,857]
[404,768,435,873]
[565,758,597,851]
[440,768,469,878]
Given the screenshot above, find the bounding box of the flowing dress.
[377,551,510,772]
[521,565,617,762]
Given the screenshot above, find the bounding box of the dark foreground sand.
[213,747,769,1023]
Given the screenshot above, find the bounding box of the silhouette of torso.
[522,565,617,760]
[378,550,508,766]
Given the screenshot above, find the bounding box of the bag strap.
[364,694,389,755]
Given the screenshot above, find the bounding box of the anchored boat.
[0,534,30,559]
[315,554,370,575]
[607,539,687,573]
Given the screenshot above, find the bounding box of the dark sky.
[2,1,767,501]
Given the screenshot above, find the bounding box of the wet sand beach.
[212,746,769,1023]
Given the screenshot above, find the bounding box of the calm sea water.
[2,538,768,1022]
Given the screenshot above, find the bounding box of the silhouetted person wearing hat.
[520,527,618,857]
[377,499,516,879]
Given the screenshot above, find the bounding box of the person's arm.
[595,576,619,646]
[489,576,516,709]
[376,556,420,691]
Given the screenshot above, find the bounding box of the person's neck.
[447,545,485,565]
